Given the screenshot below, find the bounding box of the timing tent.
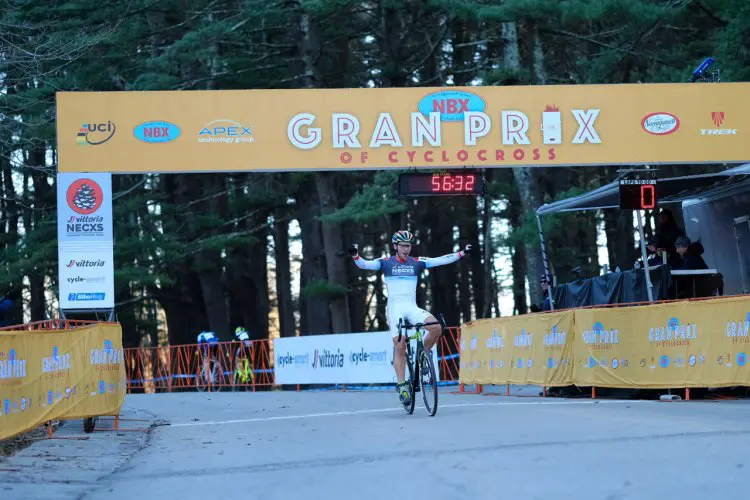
[535,164,750,304]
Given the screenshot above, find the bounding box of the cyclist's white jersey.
[353,252,463,336]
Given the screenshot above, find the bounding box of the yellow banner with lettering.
[57,82,750,174]
[459,310,575,387]
[459,296,750,389]
[0,323,126,440]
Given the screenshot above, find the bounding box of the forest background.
[0,0,745,347]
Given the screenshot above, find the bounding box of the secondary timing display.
[398,172,485,197]
[618,169,657,210]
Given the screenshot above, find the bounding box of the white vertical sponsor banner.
[273,332,441,385]
[57,173,115,309]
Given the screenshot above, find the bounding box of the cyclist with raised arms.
[349,230,471,405]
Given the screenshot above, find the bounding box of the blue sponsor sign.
[417,90,486,122]
[737,352,747,367]
[68,292,106,301]
[134,121,181,143]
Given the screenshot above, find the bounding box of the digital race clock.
[397,172,485,197]
[618,169,658,210]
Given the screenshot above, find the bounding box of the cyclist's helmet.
[234,326,250,342]
[197,331,218,344]
[392,230,414,246]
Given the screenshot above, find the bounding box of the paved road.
[3,389,750,499]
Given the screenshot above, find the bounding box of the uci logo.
[77,122,116,146]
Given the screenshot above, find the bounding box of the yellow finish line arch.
[56,82,750,174]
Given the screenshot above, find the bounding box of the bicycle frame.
[397,314,446,389]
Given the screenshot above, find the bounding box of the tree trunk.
[249,224,270,340]
[508,190,528,315]
[297,180,331,335]
[427,206,459,327]
[29,146,49,321]
[315,172,352,333]
[505,20,546,307]
[174,174,231,340]
[482,191,494,318]
[274,209,296,337]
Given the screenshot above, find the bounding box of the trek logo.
[311,348,345,369]
[700,111,736,135]
[134,121,181,143]
[66,259,105,268]
[77,122,115,146]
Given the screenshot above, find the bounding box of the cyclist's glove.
[462,244,473,255]
[348,244,359,257]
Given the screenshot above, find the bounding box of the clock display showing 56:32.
[397,172,485,197]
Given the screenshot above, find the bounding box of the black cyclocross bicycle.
[396,314,445,417]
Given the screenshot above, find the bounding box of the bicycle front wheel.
[419,349,438,416]
[403,351,416,415]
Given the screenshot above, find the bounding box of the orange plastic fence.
[124,328,462,394]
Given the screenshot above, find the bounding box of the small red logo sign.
[712,112,725,127]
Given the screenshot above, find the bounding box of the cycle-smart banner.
[57,82,750,174]
[0,323,126,440]
[273,331,440,385]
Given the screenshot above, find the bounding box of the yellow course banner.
[459,310,575,387]
[0,323,126,440]
[574,296,750,389]
[459,296,750,389]
[56,83,750,173]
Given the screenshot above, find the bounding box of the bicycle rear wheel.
[196,364,208,392]
[419,349,438,416]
